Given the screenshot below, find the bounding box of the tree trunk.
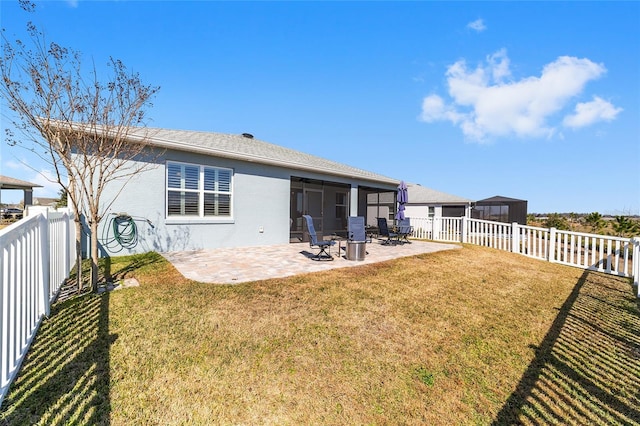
[90,219,99,292]
[74,213,83,292]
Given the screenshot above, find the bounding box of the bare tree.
[1,4,160,291]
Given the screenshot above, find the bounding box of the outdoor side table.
[346,240,366,261]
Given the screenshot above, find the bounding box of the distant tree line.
[527,212,640,238]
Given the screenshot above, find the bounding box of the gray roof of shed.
[476,195,527,204]
[130,127,399,186]
[0,175,43,190]
[407,183,472,204]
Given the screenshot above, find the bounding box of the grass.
[0,220,15,231]
[1,245,639,425]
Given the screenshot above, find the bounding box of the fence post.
[548,227,556,263]
[38,213,51,317]
[461,217,467,243]
[511,222,519,254]
[69,212,77,272]
[632,237,639,297]
[0,238,7,390]
[431,218,436,241]
[62,213,69,279]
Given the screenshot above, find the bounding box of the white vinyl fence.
[410,216,640,296]
[0,210,76,404]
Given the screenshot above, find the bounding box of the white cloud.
[420,95,445,122]
[420,95,463,123]
[467,19,486,32]
[29,169,62,199]
[419,50,619,142]
[563,96,623,128]
[4,159,27,170]
[487,49,510,81]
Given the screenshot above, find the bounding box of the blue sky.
[1,1,639,214]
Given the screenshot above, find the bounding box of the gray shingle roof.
[33,197,59,206]
[0,175,43,189]
[407,183,471,204]
[132,127,399,186]
[477,195,527,203]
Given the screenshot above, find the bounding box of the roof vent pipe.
[241,133,254,139]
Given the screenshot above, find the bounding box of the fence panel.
[409,217,463,242]
[410,217,434,240]
[465,218,512,251]
[514,225,550,261]
[436,217,463,242]
[0,211,75,404]
[551,229,632,277]
[407,216,637,292]
[47,211,75,300]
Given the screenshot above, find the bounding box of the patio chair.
[303,215,335,261]
[345,216,371,260]
[377,217,399,245]
[397,218,413,244]
[348,216,371,243]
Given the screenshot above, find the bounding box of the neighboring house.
[75,127,400,255]
[0,175,42,206]
[472,195,528,225]
[33,197,59,207]
[403,183,473,220]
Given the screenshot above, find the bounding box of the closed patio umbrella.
[397,180,408,204]
[396,180,408,220]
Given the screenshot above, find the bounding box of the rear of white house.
[78,127,401,255]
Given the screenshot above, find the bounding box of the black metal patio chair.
[377,217,399,245]
[303,215,336,260]
[397,218,413,244]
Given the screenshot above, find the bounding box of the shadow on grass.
[0,292,113,425]
[0,253,162,424]
[57,252,162,302]
[493,270,640,425]
[109,251,164,281]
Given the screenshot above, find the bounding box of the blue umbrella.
[397,181,408,204]
[396,181,408,220]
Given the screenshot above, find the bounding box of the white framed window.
[166,161,232,218]
[428,206,435,218]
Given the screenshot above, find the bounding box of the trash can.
[346,241,366,261]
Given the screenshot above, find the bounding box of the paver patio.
[162,239,460,284]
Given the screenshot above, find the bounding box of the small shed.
[0,175,42,206]
[472,195,528,225]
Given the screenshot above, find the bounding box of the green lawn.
[1,245,639,425]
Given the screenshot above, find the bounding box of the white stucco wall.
[404,204,437,219]
[88,149,397,255]
[93,149,291,255]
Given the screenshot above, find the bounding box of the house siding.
[90,148,396,255]
[94,149,290,255]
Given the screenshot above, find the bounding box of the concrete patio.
[161,239,461,284]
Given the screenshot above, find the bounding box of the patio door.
[304,188,323,237]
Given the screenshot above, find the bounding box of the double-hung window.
[166,161,232,218]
